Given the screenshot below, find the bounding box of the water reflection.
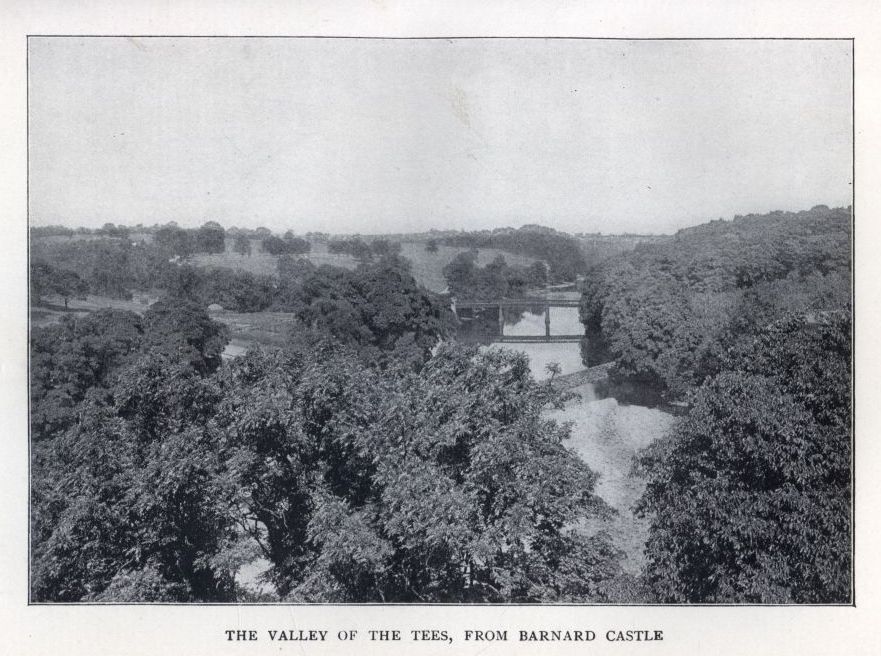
[455,291,583,343]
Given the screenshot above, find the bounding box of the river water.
[488,296,674,576]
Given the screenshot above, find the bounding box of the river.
[487,294,674,575]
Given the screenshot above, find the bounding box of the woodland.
[30,207,852,603]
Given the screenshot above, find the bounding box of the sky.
[28,37,852,235]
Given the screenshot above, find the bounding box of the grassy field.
[397,242,536,293]
[188,238,360,277]
[30,292,160,328]
[189,238,537,293]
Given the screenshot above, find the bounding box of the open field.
[189,237,537,293]
[397,242,536,292]
[30,292,160,328]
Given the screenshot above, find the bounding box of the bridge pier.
[453,297,583,344]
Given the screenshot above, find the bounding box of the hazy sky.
[28,37,852,235]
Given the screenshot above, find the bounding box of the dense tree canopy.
[636,314,851,603]
[572,206,855,604]
[195,221,227,254]
[287,256,453,366]
[580,206,851,400]
[217,344,623,602]
[443,251,548,300]
[31,302,624,602]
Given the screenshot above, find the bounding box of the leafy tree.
[440,226,586,282]
[218,343,624,601]
[155,225,195,258]
[30,309,145,441]
[370,238,401,258]
[580,206,852,399]
[425,238,439,253]
[327,237,373,260]
[31,355,240,602]
[31,262,89,308]
[290,257,453,365]
[195,221,226,254]
[142,297,229,374]
[262,235,310,255]
[636,314,851,603]
[98,222,130,239]
[163,265,275,312]
[443,251,546,301]
[233,234,252,257]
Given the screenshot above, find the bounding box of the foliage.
[31,356,238,602]
[164,265,276,312]
[262,234,311,256]
[440,226,585,283]
[32,303,624,602]
[327,237,400,261]
[286,256,453,365]
[580,206,852,399]
[218,343,623,602]
[141,297,230,374]
[98,222,130,239]
[31,304,238,602]
[155,225,196,258]
[31,238,172,300]
[443,251,548,300]
[636,313,851,603]
[195,221,227,254]
[233,234,252,257]
[30,310,145,441]
[30,261,89,307]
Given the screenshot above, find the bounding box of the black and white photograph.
[24,35,854,607]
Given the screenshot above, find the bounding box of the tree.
[195,221,226,254]
[636,315,851,603]
[442,250,479,297]
[579,206,851,399]
[155,225,195,258]
[233,235,252,260]
[261,235,309,255]
[290,257,453,366]
[30,309,145,441]
[31,355,240,602]
[218,343,624,601]
[142,297,229,375]
[425,238,439,253]
[31,262,89,308]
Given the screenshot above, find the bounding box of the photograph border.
[25,33,857,609]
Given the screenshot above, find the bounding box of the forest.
[30,279,626,602]
[580,205,852,602]
[29,206,852,603]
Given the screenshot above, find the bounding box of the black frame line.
[25,34,857,608]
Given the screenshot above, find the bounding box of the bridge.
[452,298,584,343]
